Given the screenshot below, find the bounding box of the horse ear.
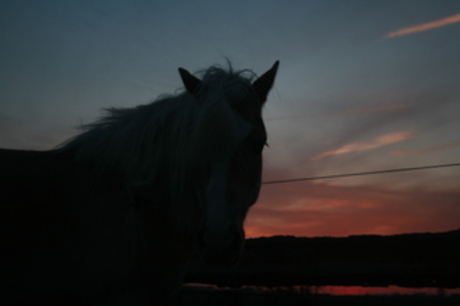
[178,67,201,94]
[253,61,279,105]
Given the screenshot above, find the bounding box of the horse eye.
[255,141,267,152]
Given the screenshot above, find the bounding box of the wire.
[262,162,460,185]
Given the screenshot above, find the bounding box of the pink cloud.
[311,131,417,160]
[384,13,460,38]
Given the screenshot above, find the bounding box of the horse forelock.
[186,65,262,162]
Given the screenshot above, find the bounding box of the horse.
[0,61,279,305]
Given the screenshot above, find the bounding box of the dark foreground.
[175,286,460,306]
[186,229,460,288]
[180,230,460,305]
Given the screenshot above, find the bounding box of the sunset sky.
[1,0,459,238]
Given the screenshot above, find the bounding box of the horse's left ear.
[253,61,279,105]
[178,67,201,94]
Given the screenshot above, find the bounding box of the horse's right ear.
[253,61,279,105]
[178,68,201,94]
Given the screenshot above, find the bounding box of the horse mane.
[59,63,259,225]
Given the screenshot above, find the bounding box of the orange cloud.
[384,13,460,38]
[311,131,417,160]
[392,142,460,156]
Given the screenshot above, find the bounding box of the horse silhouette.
[0,61,279,305]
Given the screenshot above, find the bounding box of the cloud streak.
[392,142,460,156]
[311,131,417,160]
[343,104,414,114]
[384,13,460,38]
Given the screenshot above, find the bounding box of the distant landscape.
[185,229,460,289]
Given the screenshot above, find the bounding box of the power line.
[262,162,460,185]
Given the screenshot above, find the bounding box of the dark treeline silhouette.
[185,230,460,288]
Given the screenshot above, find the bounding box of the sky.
[1,0,460,238]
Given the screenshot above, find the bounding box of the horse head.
[179,61,279,266]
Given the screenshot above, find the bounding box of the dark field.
[176,286,460,306]
[180,230,460,305]
[186,230,460,288]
